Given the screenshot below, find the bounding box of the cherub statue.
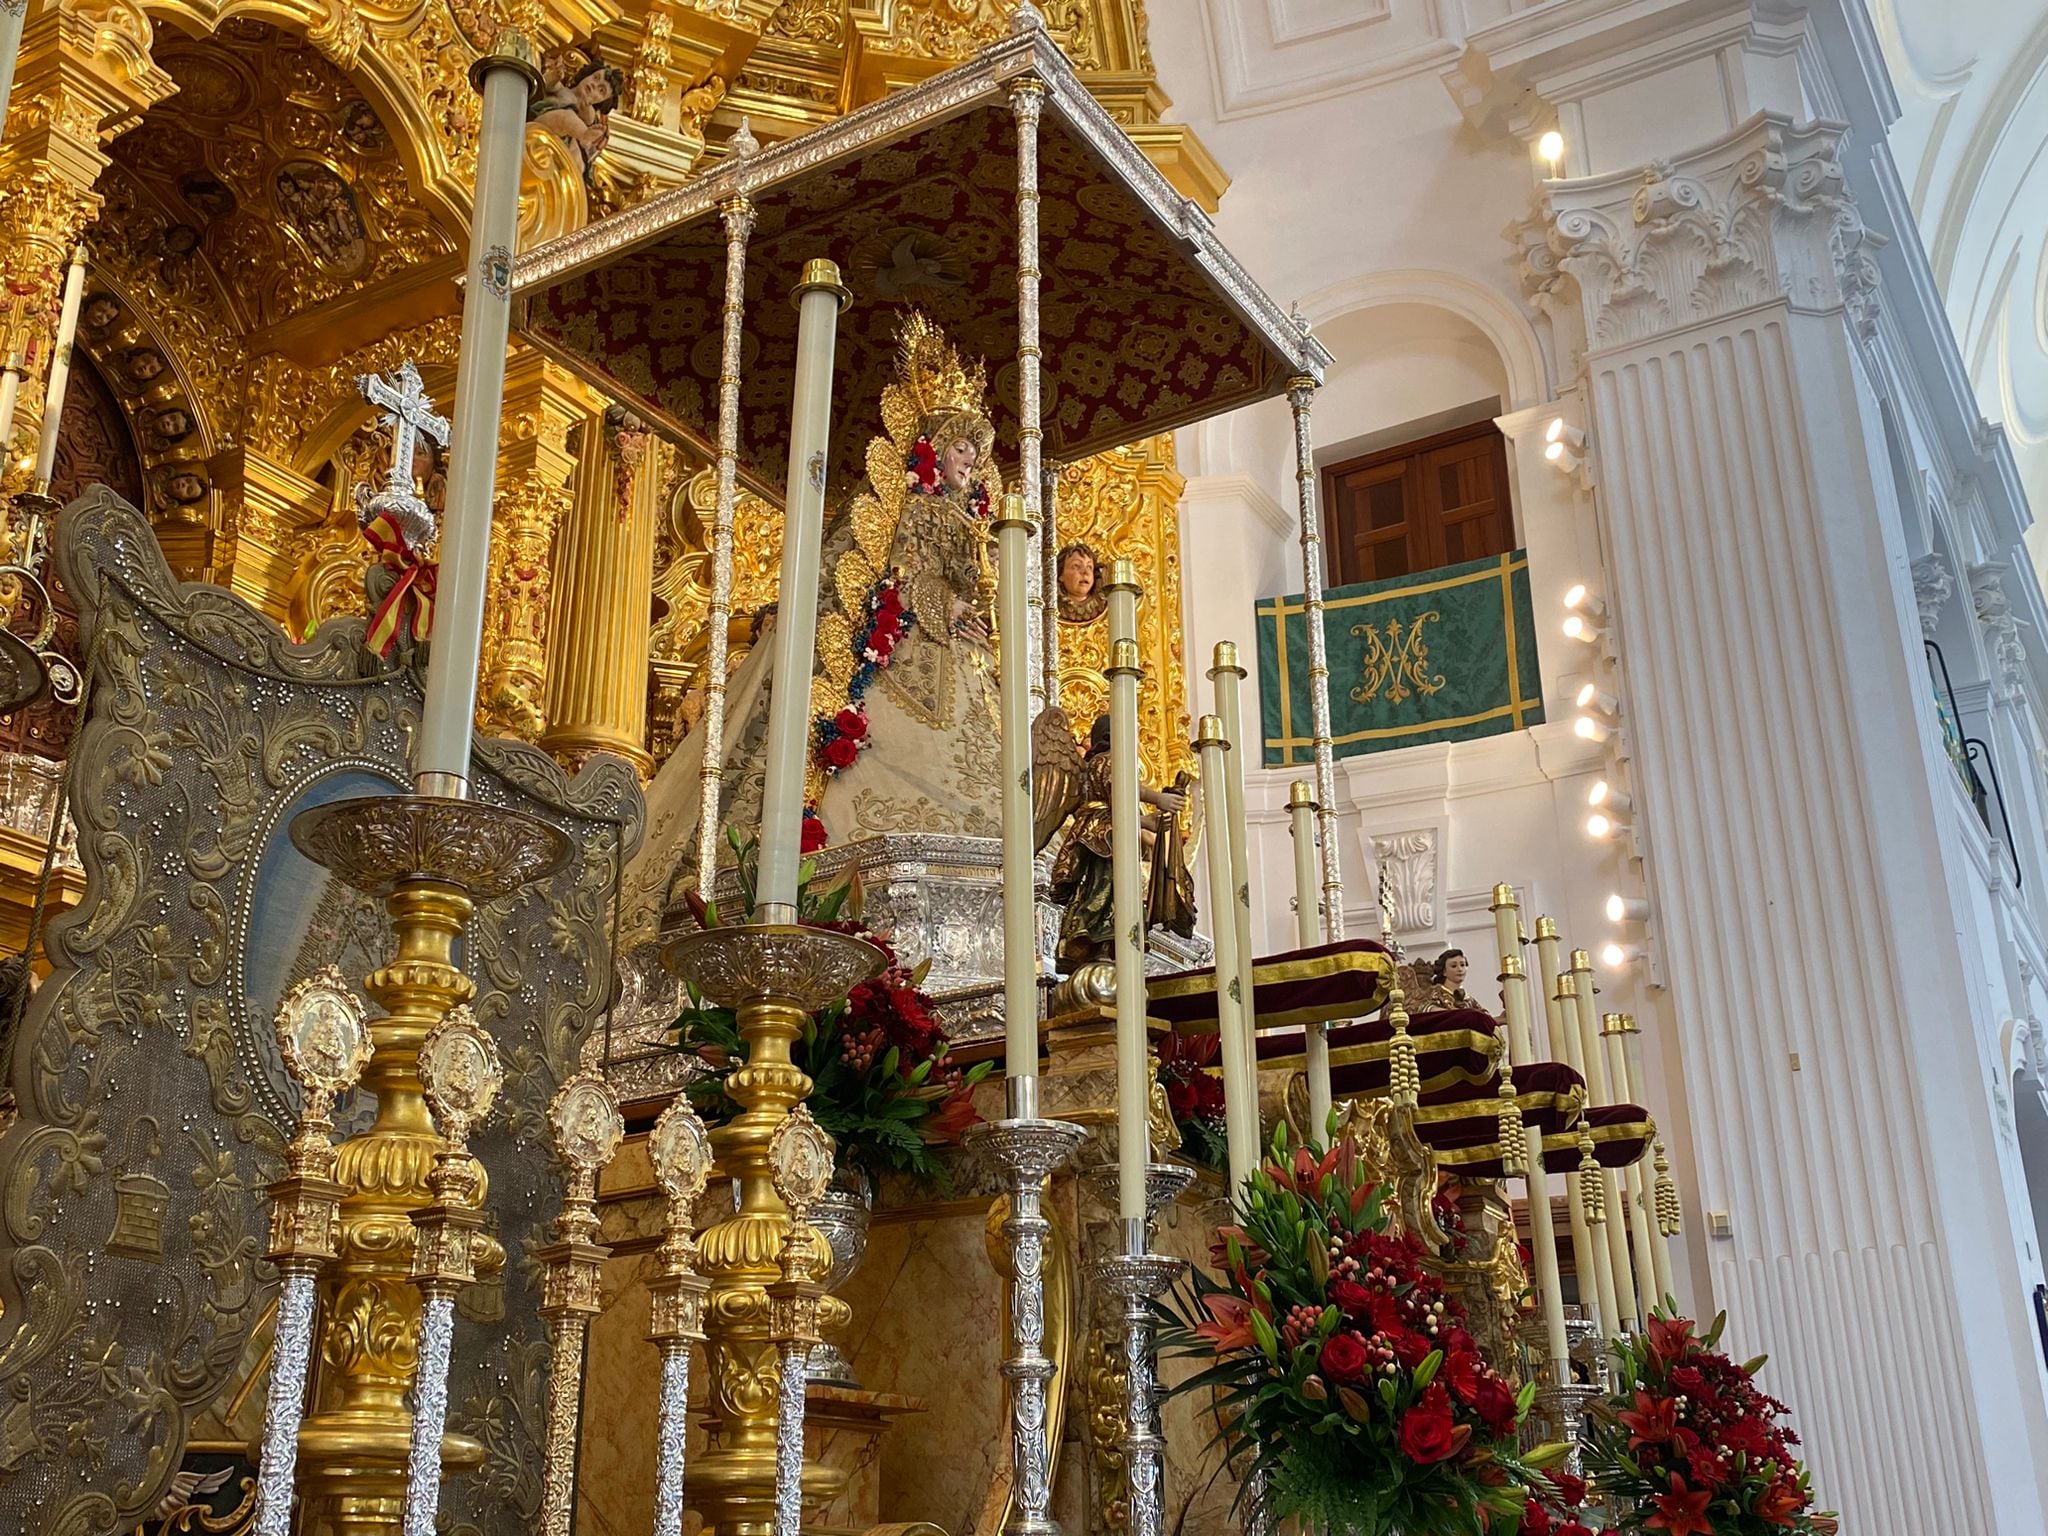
[1037,712,1194,970]
[624,313,1006,932]
[1055,541,1106,624]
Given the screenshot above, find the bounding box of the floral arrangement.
[806,572,913,852]
[1581,1309,1832,1536]
[1156,1029,1228,1170]
[675,831,992,1185]
[1161,1127,1564,1535]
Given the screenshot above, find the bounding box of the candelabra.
[536,1071,626,1536]
[963,1080,1089,1536]
[252,969,372,1536]
[648,1097,714,1536]
[660,920,883,1536]
[1089,1162,1193,1536]
[766,1106,835,1536]
[287,792,569,1535]
[403,1007,503,1536]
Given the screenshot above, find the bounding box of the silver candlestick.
[767,1106,835,1536]
[401,1007,502,1536]
[252,970,372,1536]
[1089,1162,1193,1536]
[965,1080,1089,1536]
[647,1098,714,1536]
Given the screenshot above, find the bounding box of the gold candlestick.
[537,1072,625,1536]
[661,922,884,1536]
[287,793,571,1536]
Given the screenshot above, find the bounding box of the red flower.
[1469,1373,1519,1436]
[1388,1328,1431,1370]
[922,1078,980,1142]
[1364,1290,1405,1336]
[1619,1389,1680,1448]
[1396,1383,1467,1465]
[1329,1279,1373,1319]
[1686,1448,1729,1490]
[1547,1473,1586,1509]
[1164,1077,1198,1119]
[1719,1415,1770,1458]
[800,814,828,854]
[1646,1314,1696,1369]
[1519,1502,1552,1536]
[834,707,868,740]
[1755,1483,1808,1527]
[1646,1475,1714,1536]
[1556,1523,1595,1536]
[1318,1330,1368,1384]
[823,735,860,770]
[905,438,939,490]
[1439,1347,1480,1406]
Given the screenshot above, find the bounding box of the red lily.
[1645,1474,1713,1536]
[1194,1293,1257,1352]
[1619,1390,1680,1448]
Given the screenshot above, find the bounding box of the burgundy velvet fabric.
[1146,939,1394,1033]
[1263,1007,1499,1091]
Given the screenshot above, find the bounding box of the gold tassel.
[1654,1138,1682,1236]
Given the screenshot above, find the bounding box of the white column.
[1531,113,2048,1535]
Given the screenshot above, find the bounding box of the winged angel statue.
[623,314,1008,941]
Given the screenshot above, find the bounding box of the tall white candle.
[1572,951,1637,1330]
[31,247,87,488]
[1490,886,1569,1374]
[1196,717,1256,1204]
[1209,643,1260,1139]
[996,495,1039,1084]
[414,39,538,795]
[1554,969,1619,1339]
[1623,1014,1678,1303]
[755,259,849,921]
[1107,636,1147,1224]
[1286,781,1329,1137]
[1604,1011,1661,1322]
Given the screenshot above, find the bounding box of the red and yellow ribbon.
[362,511,436,658]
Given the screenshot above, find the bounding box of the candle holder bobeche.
[658,920,886,1536]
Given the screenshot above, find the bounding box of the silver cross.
[352,359,449,549]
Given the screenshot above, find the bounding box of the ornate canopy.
[512,26,1329,501]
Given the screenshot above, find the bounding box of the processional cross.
[353,360,449,549]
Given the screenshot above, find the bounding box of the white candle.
[1209,642,1260,1142]
[996,496,1039,1084]
[1107,636,1147,1224]
[1554,968,1619,1339]
[1286,781,1329,1137]
[1604,1010,1661,1323]
[1196,717,1256,1204]
[755,259,849,921]
[414,41,538,795]
[1573,951,1637,1330]
[32,247,87,488]
[1624,1015,1678,1303]
[1490,886,1569,1374]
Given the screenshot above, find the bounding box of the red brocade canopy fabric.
[1259,1006,1497,1092]
[1147,939,1396,1034]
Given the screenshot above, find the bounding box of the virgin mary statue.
[623,314,1003,943]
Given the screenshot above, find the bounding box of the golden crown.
[880,311,990,446]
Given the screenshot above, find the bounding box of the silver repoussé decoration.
[774,1343,807,1536]
[251,1273,317,1536]
[654,1348,691,1536]
[402,1294,457,1536]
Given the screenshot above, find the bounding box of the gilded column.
[476,346,588,742]
[541,412,661,776]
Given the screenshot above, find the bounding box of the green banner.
[1257,551,1545,767]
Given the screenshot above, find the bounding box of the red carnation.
[835,707,868,740]
[1317,1331,1368,1385]
[1388,1328,1431,1370]
[800,814,828,854]
[1396,1383,1465,1465]
[823,735,860,769]
[1364,1290,1404,1336]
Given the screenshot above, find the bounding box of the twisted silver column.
[251,1272,318,1536]
[1285,367,1344,942]
[773,1343,807,1536]
[652,1347,691,1536]
[401,1293,458,1536]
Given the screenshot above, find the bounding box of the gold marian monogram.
[1350,612,1447,705]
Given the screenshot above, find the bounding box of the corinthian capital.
[1521,113,1882,351]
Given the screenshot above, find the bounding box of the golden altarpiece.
[0,2,1674,1533]
[0,4,1230,1533]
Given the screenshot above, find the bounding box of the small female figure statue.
[1423,948,1477,1012]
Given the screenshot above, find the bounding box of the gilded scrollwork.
[0,488,641,1535]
